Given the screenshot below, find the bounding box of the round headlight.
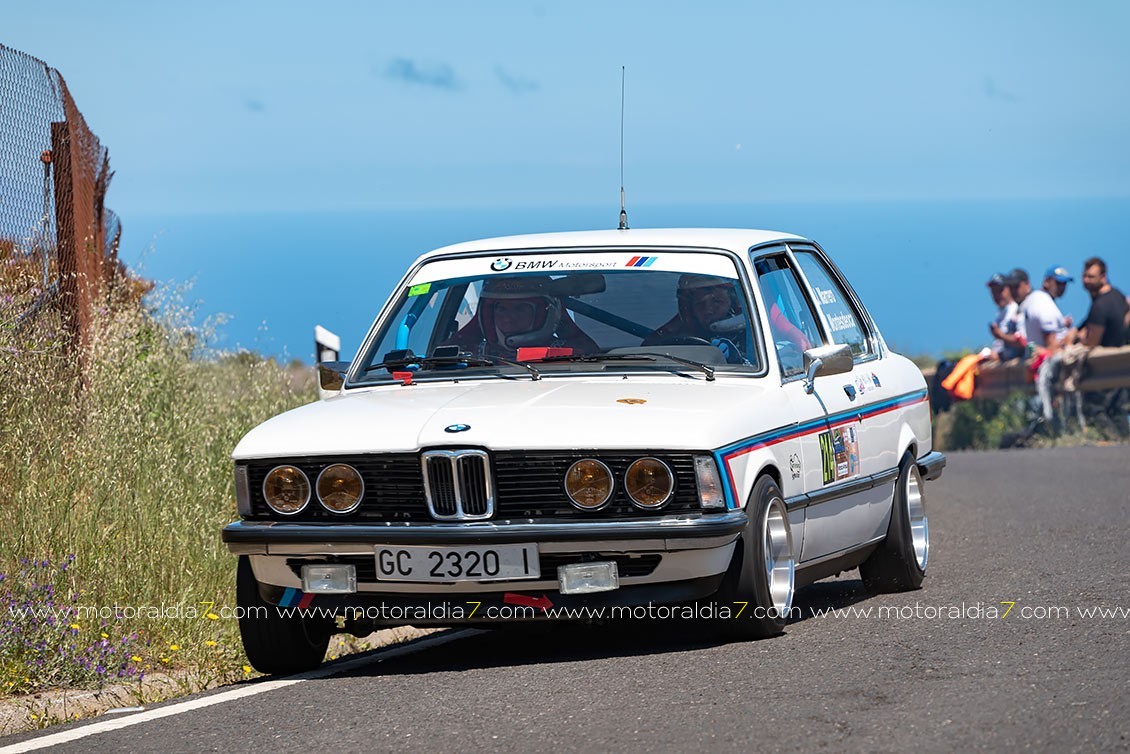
[316,464,364,513]
[625,457,674,509]
[564,459,614,510]
[262,465,311,515]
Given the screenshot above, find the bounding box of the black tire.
[713,475,796,640]
[237,556,332,675]
[859,454,929,593]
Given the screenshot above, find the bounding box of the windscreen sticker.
[408,251,741,286]
[827,313,857,332]
[407,283,432,297]
[819,422,861,485]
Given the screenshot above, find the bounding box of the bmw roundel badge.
[445,424,471,433]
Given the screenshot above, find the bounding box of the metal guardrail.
[921,345,1130,401]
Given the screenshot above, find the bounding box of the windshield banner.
[408,251,741,286]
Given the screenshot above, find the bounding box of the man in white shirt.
[986,273,1024,361]
[1006,267,1071,428]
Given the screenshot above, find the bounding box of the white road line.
[0,629,477,753]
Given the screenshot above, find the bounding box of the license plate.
[373,544,540,582]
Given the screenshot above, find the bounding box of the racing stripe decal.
[714,388,928,508]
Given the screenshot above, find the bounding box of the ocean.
[121,198,1130,363]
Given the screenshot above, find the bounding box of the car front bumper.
[916,451,946,481]
[223,512,746,607]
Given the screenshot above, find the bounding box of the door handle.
[843,384,857,400]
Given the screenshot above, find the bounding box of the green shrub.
[941,392,1031,450]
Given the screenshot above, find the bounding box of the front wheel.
[714,475,795,639]
[859,454,929,592]
[237,556,332,675]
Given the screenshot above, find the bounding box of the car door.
[750,252,837,561]
[788,244,894,558]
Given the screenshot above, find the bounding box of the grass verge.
[1,281,313,698]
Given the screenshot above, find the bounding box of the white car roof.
[418,228,808,260]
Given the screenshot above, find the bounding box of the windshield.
[353,250,763,382]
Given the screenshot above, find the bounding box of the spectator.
[1077,257,1129,348]
[1076,257,1129,436]
[1042,264,1077,335]
[1006,267,1070,429]
[939,273,1024,402]
[986,273,1024,361]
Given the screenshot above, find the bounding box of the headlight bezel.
[624,457,675,509]
[564,458,616,511]
[316,463,365,514]
[262,464,312,516]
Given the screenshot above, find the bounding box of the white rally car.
[223,228,944,674]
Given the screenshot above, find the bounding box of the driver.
[447,276,599,358]
[642,274,749,360]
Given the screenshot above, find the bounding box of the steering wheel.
[647,335,713,347]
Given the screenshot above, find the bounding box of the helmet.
[676,274,742,331]
[478,276,564,348]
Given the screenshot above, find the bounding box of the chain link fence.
[0,42,121,349]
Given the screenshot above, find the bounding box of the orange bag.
[940,353,981,400]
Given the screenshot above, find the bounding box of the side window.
[793,250,873,359]
[754,255,823,377]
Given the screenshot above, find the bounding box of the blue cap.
[1045,265,1074,283]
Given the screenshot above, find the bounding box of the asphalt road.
[4,445,1129,753]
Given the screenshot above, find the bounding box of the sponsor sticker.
[408,283,432,297]
[789,453,802,480]
[819,421,861,485]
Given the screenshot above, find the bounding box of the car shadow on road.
[324,577,878,679]
[788,577,875,624]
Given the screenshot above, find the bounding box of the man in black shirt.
[1079,257,1129,347]
[1078,257,1129,436]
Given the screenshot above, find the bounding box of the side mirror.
[802,344,853,394]
[317,360,350,399]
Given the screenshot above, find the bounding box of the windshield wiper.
[362,352,541,381]
[531,352,715,382]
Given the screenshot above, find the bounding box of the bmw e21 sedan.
[222,228,945,674]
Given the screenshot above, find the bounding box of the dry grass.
[1,280,313,695]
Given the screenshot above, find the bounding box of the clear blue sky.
[6,1,1129,218]
[4,2,1129,360]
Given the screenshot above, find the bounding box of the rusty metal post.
[51,119,96,354]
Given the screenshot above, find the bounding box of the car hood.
[233,377,778,458]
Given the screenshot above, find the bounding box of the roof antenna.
[618,66,629,231]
